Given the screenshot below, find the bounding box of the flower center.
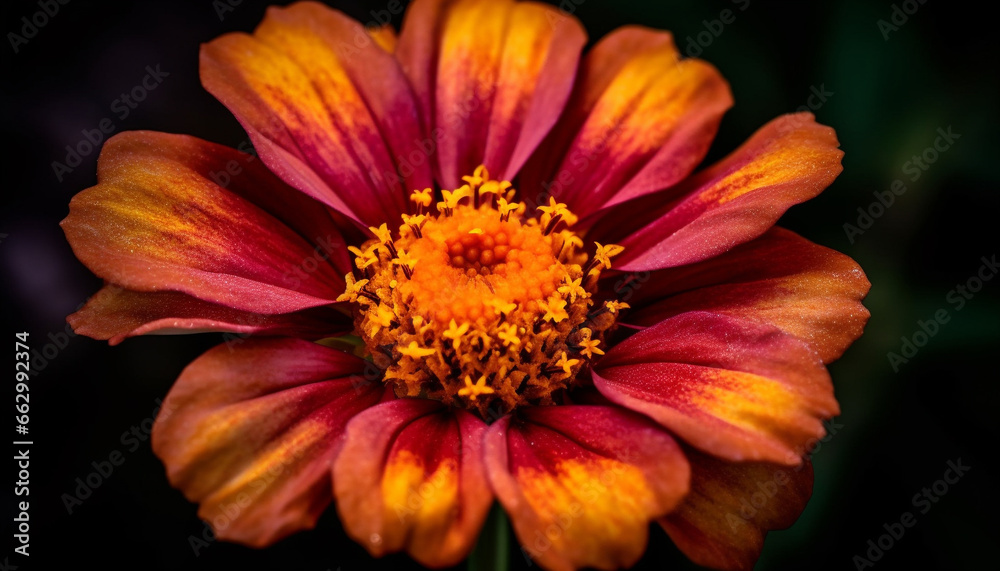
[337,167,626,419]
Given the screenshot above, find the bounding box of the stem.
[468,503,510,571]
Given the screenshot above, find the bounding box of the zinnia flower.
[61,1,870,569]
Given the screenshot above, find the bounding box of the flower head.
[62,1,870,570]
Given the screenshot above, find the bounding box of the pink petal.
[519,25,732,219]
[152,338,384,546]
[396,0,586,187]
[614,227,871,362]
[661,449,814,571]
[594,311,838,464]
[484,405,689,570]
[61,132,347,315]
[333,399,492,567]
[201,2,432,226]
[68,285,351,345]
[610,113,844,271]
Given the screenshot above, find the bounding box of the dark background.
[2,0,998,569]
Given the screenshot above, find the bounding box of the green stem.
[468,503,510,571]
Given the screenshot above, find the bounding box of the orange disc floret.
[401,205,563,325]
[338,168,626,418]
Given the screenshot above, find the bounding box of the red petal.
[68,285,351,346]
[484,405,689,570]
[61,132,347,314]
[152,339,383,546]
[594,312,838,464]
[612,113,843,271]
[201,2,432,226]
[617,227,871,362]
[660,449,814,571]
[333,399,492,567]
[396,0,586,187]
[520,26,732,219]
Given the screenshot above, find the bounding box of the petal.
[519,26,732,219]
[611,113,844,271]
[151,338,384,546]
[594,312,838,465]
[68,285,351,346]
[396,0,586,188]
[61,131,347,314]
[201,2,432,226]
[660,449,814,571]
[483,405,689,571]
[368,24,398,53]
[617,227,871,363]
[333,399,492,567]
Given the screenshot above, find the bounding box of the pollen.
[342,167,626,418]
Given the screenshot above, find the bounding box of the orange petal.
[152,338,384,546]
[484,405,689,571]
[594,312,838,465]
[368,23,398,53]
[333,399,492,567]
[68,285,351,346]
[618,227,871,363]
[61,131,347,314]
[396,0,586,187]
[660,449,814,571]
[520,25,732,219]
[201,2,432,226]
[609,113,844,271]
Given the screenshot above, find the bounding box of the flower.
[61,1,870,569]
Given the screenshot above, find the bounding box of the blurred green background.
[2,0,997,569]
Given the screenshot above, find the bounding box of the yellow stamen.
[606,300,630,314]
[458,375,494,401]
[369,305,395,336]
[577,338,604,359]
[336,274,371,303]
[594,242,625,270]
[344,168,625,416]
[369,223,393,245]
[442,319,470,350]
[399,341,436,358]
[497,323,521,347]
[554,352,580,375]
[392,250,418,270]
[410,188,434,209]
[541,294,569,323]
[557,277,587,303]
